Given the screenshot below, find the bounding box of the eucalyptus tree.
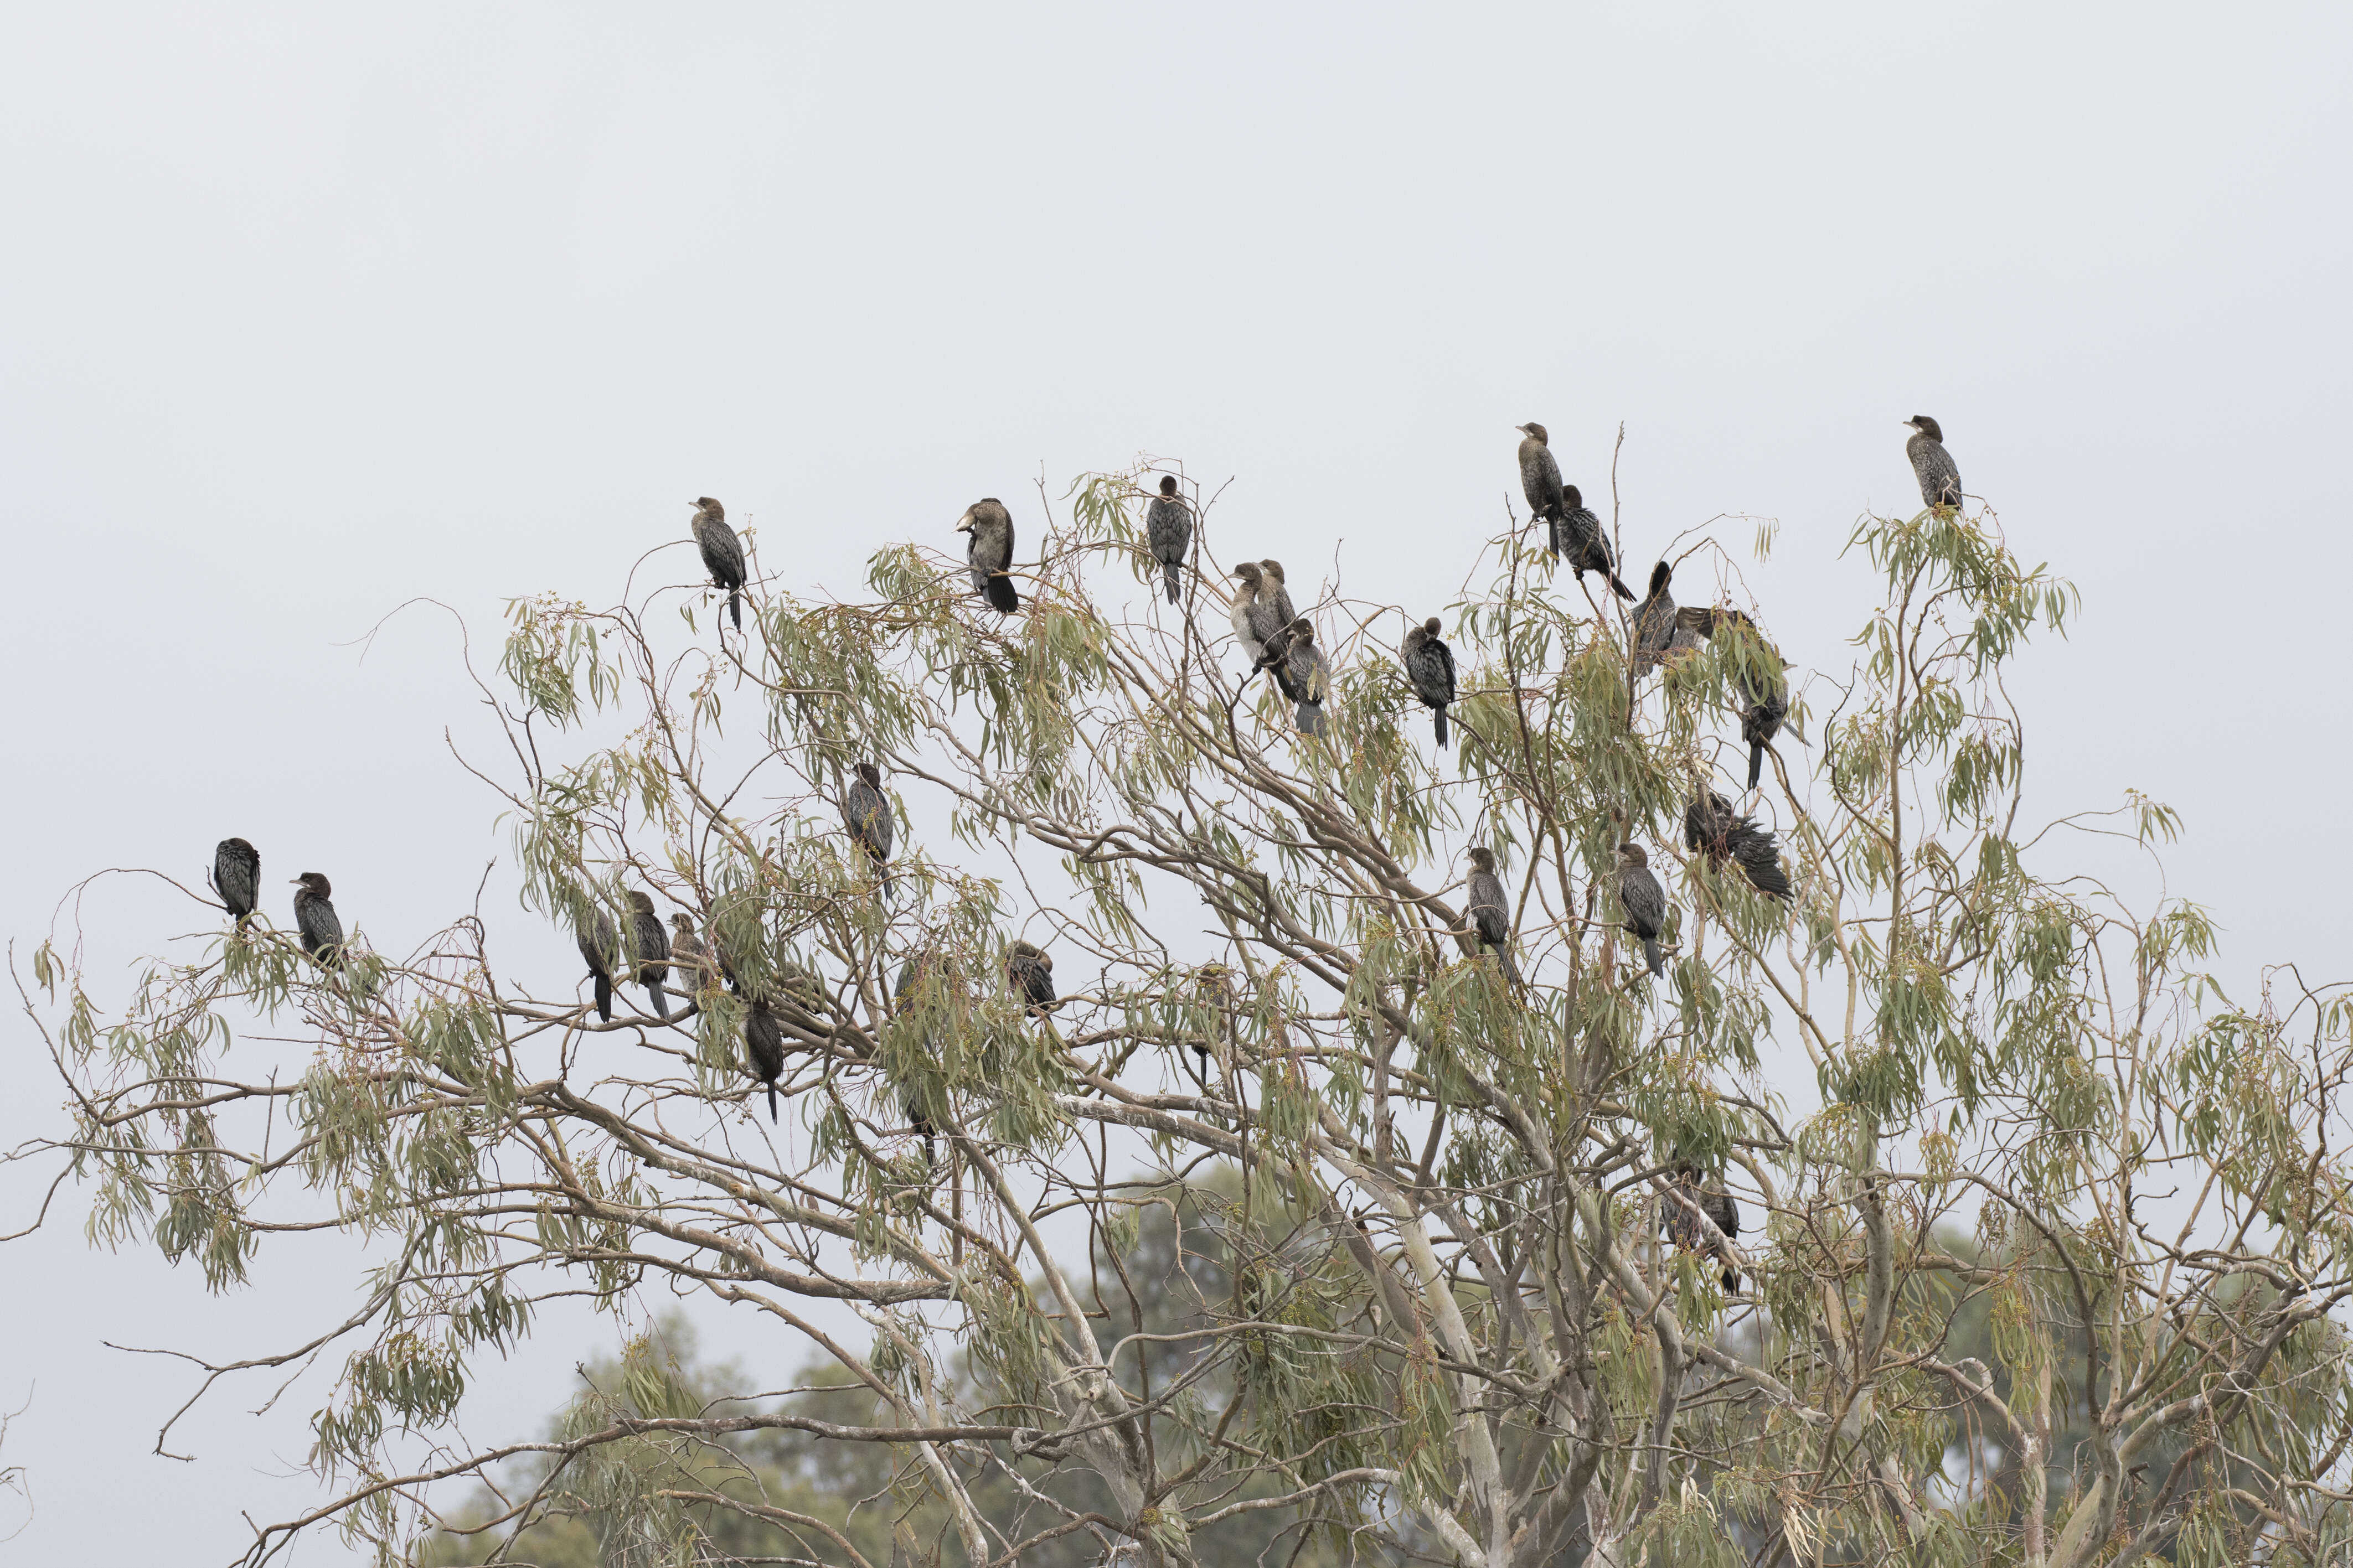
[14,464,2353,1568]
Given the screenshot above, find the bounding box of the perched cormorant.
[956,499,1019,613]
[1514,422,1566,538]
[291,872,345,966]
[689,496,748,633]
[1684,791,1793,903]
[1006,941,1057,1016]
[669,912,712,997]
[213,837,260,928]
[1283,619,1332,737]
[1230,563,1272,665]
[1632,561,1680,674]
[1260,560,1299,631]
[1663,1162,1742,1292]
[893,958,938,1164]
[1145,475,1191,604]
[1673,604,1792,789]
[1464,846,1524,985]
[745,996,786,1121]
[577,908,620,1022]
[1556,485,1634,601]
[627,891,672,1020]
[1904,416,1963,514]
[1614,842,1669,979]
[843,762,895,898]
[1401,618,1456,751]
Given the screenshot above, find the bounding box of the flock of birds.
[200,417,1968,1279]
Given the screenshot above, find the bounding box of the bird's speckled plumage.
[669,912,712,996]
[1229,563,1272,665]
[627,890,671,1021]
[213,837,260,928]
[690,496,748,632]
[956,498,1019,613]
[1663,1163,1742,1292]
[844,762,895,899]
[577,907,619,1021]
[1007,941,1057,1016]
[1905,416,1963,513]
[1464,846,1523,985]
[1283,619,1332,737]
[1615,842,1669,979]
[1556,485,1634,601]
[745,996,786,1121]
[1515,423,1565,529]
[1401,617,1456,751]
[1145,475,1190,604]
[292,872,345,966]
[1685,791,1793,903]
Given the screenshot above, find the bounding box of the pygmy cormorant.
[1401,617,1456,751]
[1145,475,1191,604]
[1684,791,1793,903]
[291,872,345,966]
[1007,940,1057,1016]
[745,996,786,1121]
[577,907,620,1022]
[843,762,895,898]
[1556,485,1634,601]
[1663,1162,1742,1292]
[1230,563,1272,665]
[669,912,712,997]
[690,496,748,632]
[1904,416,1963,514]
[956,499,1019,614]
[1614,842,1669,979]
[1464,846,1524,985]
[1283,619,1332,737]
[213,837,260,928]
[627,891,671,1020]
[1515,422,1566,537]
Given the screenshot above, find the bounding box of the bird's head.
[1158,474,1179,496]
[856,760,883,789]
[1561,484,1583,509]
[1288,618,1314,645]
[670,912,696,932]
[1618,841,1650,868]
[1516,422,1549,444]
[1647,560,1673,596]
[292,872,332,897]
[1231,562,1263,589]
[627,889,657,914]
[1259,559,1287,583]
[1467,846,1497,873]
[692,496,724,519]
[1904,415,1944,442]
[1423,616,1443,636]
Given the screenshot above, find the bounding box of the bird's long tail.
[1721,1265,1742,1295]
[647,980,670,1021]
[1164,562,1181,603]
[766,1083,778,1122]
[1747,739,1765,792]
[1498,943,1524,987]
[593,972,613,1023]
[1433,706,1449,751]
[728,588,742,632]
[1547,518,1565,559]
[1297,700,1327,737]
[1608,572,1635,602]
[985,574,1020,614]
[1642,936,1664,978]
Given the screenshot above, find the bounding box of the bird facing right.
[1903,416,1963,514]
[689,496,748,632]
[1401,617,1456,751]
[213,837,260,928]
[1144,475,1191,604]
[291,872,345,966]
[955,499,1020,613]
[1614,841,1669,979]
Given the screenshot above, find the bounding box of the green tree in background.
[14,465,2353,1566]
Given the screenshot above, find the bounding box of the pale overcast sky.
[2,4,2347,1561]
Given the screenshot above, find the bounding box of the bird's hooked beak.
[1514,423,1532,435]
[953,517,972,534]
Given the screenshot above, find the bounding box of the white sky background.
[1,4,2348,1561]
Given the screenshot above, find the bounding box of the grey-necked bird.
[1515,422,1566,534]
[213,837,260,928]
[669,912,713,997]
[578,907,619,1022]
[1006,940,1057,1016]
[745,996,786,1121]
[1664,1162,1742,1292]
[1230,562,1272,665]
[627,890,671,1020]
[1283,619,1332,737]
[1464,846,1523,985]
[690,496,747,632]
[844,762,895,898]
[1145,475,1191,604]
[291,872,345,966]
[1556,485,1634,601]
[956,499,1019,613]
[1684,791,1793,903]
[1401,617,1455,751]
[1614,842,1668,979]
[1904,416,1963,514]
[1259,560,1298,630]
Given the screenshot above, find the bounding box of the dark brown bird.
[1282,619,1332,737]
[291,872,344,966]
[956,499,1019,613]
[1145,475,1190,604]
[745,996,786,1121]
[1904,416,1963,513]
[1556,484,1634,601]
[1515,422,1566,535]
[577,907,619,1021]
[1006,940,1057,1016]
[669,913,713,997]
[1259,560,1298,632]
[843,762,895,899]
[1663,1162,1742,1292]
[1401,617,1456,751]
[212,837,260,928]
[627,890,671,1021]
[1632,561,1681,674]
[1684,791,1793,903]
[1674,605,1792,790]
[1615,842,1669,979]
[1464,846,1523,985]
[690,496,747,632]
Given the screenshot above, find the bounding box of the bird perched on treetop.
[744,996,786,1121]
[1282,619,1332,737]
[213,837,260,929]
[1632,561,1683,675]
[1229,562,1273,665]
[1663,1162,1742,1293]
[1401,618,1456,751]
[669,912,713,997]
[1006,941,1057,1016]
[1556,485,1634,601]
[577,907,620,1022]
[291,872,345,967]
[627,891,671,1021]
[1145,475,1191,604]
[689,496,747,632]
[1684,791,1793,903]
[1514,422,1567,532]
[1904,416,1963,514]
[956,499,1019,613]
[1614,841,1669,979]
[1464,846,1524,985]
[843,762,895,899]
